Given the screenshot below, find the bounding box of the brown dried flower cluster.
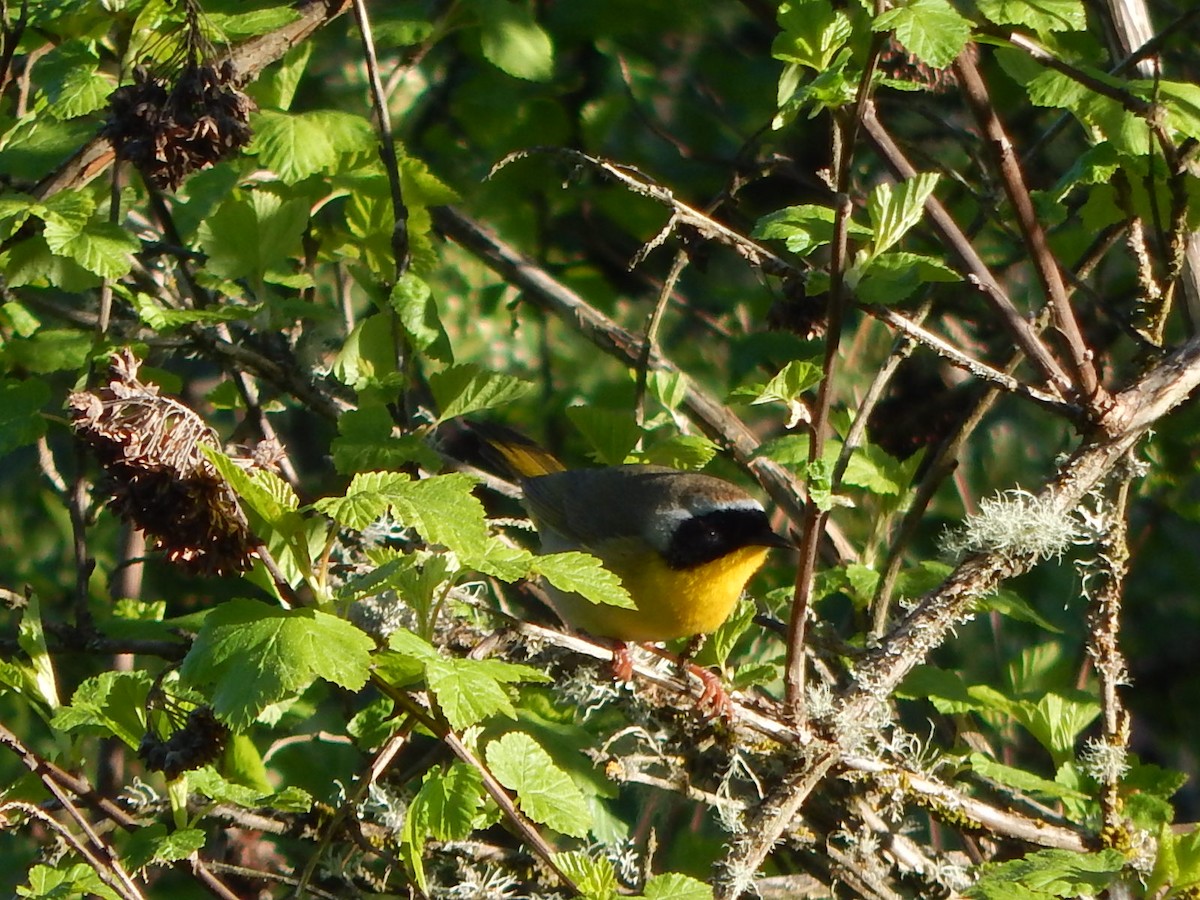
[68,350,255,575]
[877,37,975,94]
[105,59,255,191]
[138,703,229,780]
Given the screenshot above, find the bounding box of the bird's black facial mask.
[663,508,785,570]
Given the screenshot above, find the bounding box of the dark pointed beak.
[758,529,796,551]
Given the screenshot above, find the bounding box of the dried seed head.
[68,349,259,575]
[104,59,254,191]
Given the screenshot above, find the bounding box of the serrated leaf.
[772,0,853,72]
[201,446,299,531]
[486,732,592,837]
[250,109,376,184]
[316,471,492,556]
[197,190,310,284]
[430,364,533,423]
[752,203,872,256]
[643,872,714,900]
[554,851,618,899]
[532,552,635,609]
[0,378,49,455]
[872,0,971,70]
[123,825,206,871]
[969,753,1089,801]
[641,434,718,470]
[179,598,373,730]
[473,0,555,81]
[898,665,977,714]
[566,406,641,466]
[43,219,139,279]
[867,172,941,256]
[1014,692,1101,763]
[853,250,961,303]
[52,670,151,748]
[842,442,910,495]
[977,0,1085,33]
[647,370,688,410]
[418,763,484,841]
[390,273,452,360]
[752,359,823,405]
[313,470,410,530]
[19,863,121,900]
[426,656,518,729]
[966,848,1125,899]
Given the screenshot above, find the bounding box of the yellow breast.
[543,540,771,642]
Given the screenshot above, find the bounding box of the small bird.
[467,424,792,645]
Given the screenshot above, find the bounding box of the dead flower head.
[68,349,260,575]
[104,0,254,191]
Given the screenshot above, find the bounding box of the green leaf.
[426,656,519,729]
[43,219,140,279]
[389,273,452,361]
[842,442,912,496]
[202,446,300,531]
[866,172,941,256]
[554,851,618,900]
[52,670,151,748]
[315,472,492,556]
[977,588,1064,633]
[40,46,114,120]
[18,594,59,710]
[977,0,1085,33]
[642,872,715,900]
[0,378,49,455]
[752,204,869,256]
[532,552,636,609]
[486,732,592,837]
[966,848,1125,899]
[386,630,549,729]
[250,109,376,184]
[646,370,689,410]
[418,763,485,841]
[18,863,121,900]
[473,0,555,82]
[1013,692,1101,763]
[772,0,853,72]
[197,190,310,284]
[566,406,641,466]
[751,359,823,405]
[898,665,977,714]
[430,364,534,423]
[640,434,718,470]
[852,251,961,303]
[179,598,374,730]
[313,470,409,530]
[969,753,1089,801]
[872,0,971,70]
[122,825,206,871]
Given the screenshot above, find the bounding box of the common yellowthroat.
[468,425,792,643]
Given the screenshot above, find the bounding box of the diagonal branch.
[953,49,1104,405]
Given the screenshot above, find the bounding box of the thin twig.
[953,48,1104,405]
[351,0,409,279]
[861,102,1072,394]
[432,204,858,563]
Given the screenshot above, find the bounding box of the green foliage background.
[2,0,1200,897]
